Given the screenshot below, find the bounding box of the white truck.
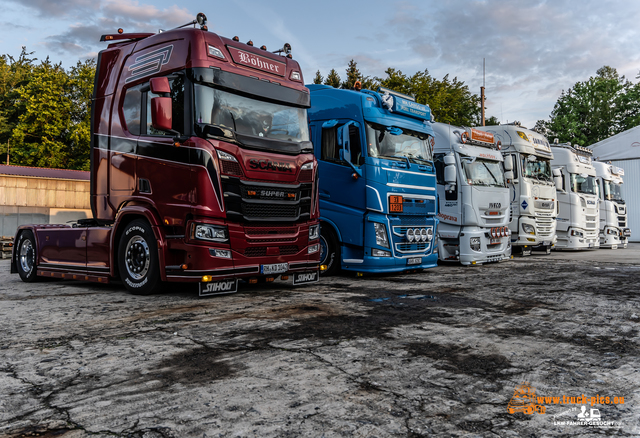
[550,142,599,250]
[593,160,630,248]
[432,123,512,265]
[475,124,557,255]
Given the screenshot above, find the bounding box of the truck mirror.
[444,164,456,185]
[150,96,173,132]
[554,175,563,191]
[552,168,561,177]
[149,77,171,94]
[504,170,514,181]
[443,153,456,166]
[504,155,514,171]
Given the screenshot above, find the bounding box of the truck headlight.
[406,228,415,243]
[308,243,320,254]
[522,223,535,235]
[194,224,229,242]
[470,237,481,252]
[374,223,390,248]
[372,249,392,257]
[309,224,319,240]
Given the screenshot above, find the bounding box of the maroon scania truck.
[12,13,320,295]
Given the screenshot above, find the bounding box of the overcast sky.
[1,0,639,129]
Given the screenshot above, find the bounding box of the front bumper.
[458,227,511,265]
[164,220,320,282]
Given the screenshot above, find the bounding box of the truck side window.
[321,124,364,166]
[123,86,142,135]
[145,76,185,136]
[434,154,445,184]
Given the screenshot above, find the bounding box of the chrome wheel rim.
[125,236,150,280]
[19,239,34,275]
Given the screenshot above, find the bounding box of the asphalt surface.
[1,245,639,437]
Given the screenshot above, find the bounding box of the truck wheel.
[118,219,163,295]
[319,226,340,276]
[15,230,38,282]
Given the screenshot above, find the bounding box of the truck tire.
[118,219,163,295]
[319,225,340,276]
[15,230,38,282]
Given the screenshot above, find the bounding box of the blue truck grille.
[389,217,434,255]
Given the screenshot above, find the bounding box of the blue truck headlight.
[470,237,481,252]
[309,224,319,240]
[194,224,229,242]
[372,249,392,257]
[374,223,390,248]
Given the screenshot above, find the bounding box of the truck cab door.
[317,120,367,246]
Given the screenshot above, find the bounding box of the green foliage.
[313,70,323,85]
[323,69,341,88]
[540,66,640,146]
[0,48,95,170]
[485,116,500,126]
[376,68,481,127]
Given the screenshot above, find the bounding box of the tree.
[543,66,640,146]
[323,69,341,88]
[376,68,481,126]
[313,70,323,85]
[11,58,72,168]
[66,59,96,170]
[0,47,36,163]
[485,116,500,126]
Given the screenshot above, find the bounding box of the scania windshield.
[365,122,432,164]
[570,173,598,195]
[194,83,309,143]
[522,155,552,182]
[603,180,624,202]
[461,158,505,187]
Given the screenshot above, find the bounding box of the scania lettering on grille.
[248,159,293,172]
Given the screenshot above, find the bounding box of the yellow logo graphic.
[507,382,546,415]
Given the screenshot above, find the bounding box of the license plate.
[407,257,421,265]
[199,279,238,297]
[261,263,289,275]
[490,238,500,244]
[293,271,319,285]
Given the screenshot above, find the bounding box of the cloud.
[6,0,99,17]
[380,0,640,126]
[41,0,193,60]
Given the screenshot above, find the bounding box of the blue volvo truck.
[307,85,439,274]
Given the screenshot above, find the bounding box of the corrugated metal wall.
[612,159,639,242]
[0,175,91,237]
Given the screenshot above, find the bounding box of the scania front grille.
[222,176,312,222]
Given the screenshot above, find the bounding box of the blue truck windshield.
[194,84,309,143]
[365,122,432,164]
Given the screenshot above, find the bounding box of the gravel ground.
[1,245,639,437]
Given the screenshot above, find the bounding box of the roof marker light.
[233,36,239,42]
[247,40,253,46]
